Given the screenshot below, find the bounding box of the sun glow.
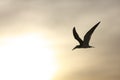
[0,33,57,80]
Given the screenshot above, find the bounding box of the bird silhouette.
[72,21,101,50]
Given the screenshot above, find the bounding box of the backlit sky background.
[0,0,120,80]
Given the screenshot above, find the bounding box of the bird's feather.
[73,27,83,45]
[83,21,101,46]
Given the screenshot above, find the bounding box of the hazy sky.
[0,0,120,80]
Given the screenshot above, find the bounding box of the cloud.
[0,1,120,80]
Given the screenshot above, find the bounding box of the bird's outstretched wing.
[73,27,83,44]
[83,21,101,46]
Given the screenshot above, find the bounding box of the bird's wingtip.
[96,21,101,25]
[98,21,101,23]
[73,26,76,30]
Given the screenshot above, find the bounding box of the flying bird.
[72,21,101,50]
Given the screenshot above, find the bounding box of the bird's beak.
[72,47,76,50]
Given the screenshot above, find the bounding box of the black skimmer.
[72,21,101,50]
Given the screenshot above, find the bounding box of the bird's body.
[72,21,101,50]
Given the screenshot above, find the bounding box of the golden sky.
[0,0,120,80]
